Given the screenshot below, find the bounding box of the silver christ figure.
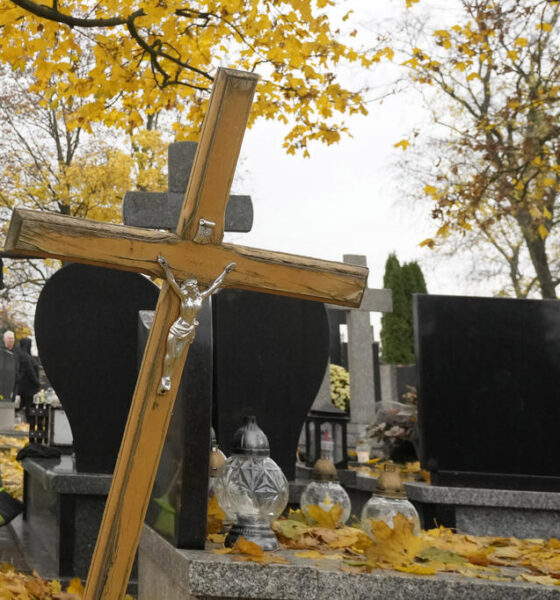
[157,255,236,394]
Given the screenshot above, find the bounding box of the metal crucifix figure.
[157,255,236,394]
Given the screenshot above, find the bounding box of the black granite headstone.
[327,308,347,368]
[35,264,159,473]
[212,289,329,480]
[145,288,330,549]
[0,348,15,401]
[414,294,560,492]
[141,306,213,549]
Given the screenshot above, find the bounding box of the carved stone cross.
[122,140,253,232]
[5,68,367,600]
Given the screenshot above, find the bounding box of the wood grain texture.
[83,284,187,600]
[6,208,367,306]
[177,68,259,243]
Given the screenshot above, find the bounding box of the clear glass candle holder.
[215,416,288,550]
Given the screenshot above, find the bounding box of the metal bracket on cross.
[4,68,368,600]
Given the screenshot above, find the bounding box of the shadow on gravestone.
[35,264,159,473]
[213,289,330,480]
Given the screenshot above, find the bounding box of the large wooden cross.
[5,68,367,600]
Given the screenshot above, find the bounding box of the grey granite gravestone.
[123,141,253,232]
[323,255,392,447]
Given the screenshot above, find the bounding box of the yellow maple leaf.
[394,139,411,150]
[366,513,423,567]
[207,494,226,535]
[305,503,344,529]
[234,536,264,557]
[538,224,549,239]
[66,577,84,595]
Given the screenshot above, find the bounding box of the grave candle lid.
[362,464,421,540]
[375,464,406,499]
[312,431,338,481]
[209,426,226,475]
[230,416,270,456]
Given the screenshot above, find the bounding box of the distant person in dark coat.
[15,338,40,421]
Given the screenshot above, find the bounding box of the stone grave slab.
[138,524,560,600]
[34,263,159,473]
[415,294,560,492]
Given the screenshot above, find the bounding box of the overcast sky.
[225,1,481,336]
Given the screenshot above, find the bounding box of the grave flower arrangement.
[366,387,417,462]
[330,364,350,412]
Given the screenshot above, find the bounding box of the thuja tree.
[380,253,427,364]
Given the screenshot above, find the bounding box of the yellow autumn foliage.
[0,0,374,154]
[206,494,226,535]
[304,503,343,529]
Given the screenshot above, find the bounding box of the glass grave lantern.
[361,464,421,540]
[304,402,349,469]
[300,432,351,527]
[215,416,288,550]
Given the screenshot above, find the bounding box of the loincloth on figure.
[169,318,199,341]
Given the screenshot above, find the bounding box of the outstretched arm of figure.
[157,255,183,297]
[201,262,236,299]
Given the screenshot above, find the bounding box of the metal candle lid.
[375,464,406,498]
[231,416,270,456]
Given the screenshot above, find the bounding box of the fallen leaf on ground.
[206,494,226,535]
[365,513,422,567]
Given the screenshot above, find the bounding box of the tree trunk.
[520,225,557,299]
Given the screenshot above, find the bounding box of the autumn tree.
[0,61,169,310]
[398,0,560,298]
[0,0,378,156]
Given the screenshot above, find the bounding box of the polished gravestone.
[415,294,560,492]
[144,288,330,549]
[212,289,329,478]
[16,264,159,583]
[141,305,213,550]
[35,263,159,473]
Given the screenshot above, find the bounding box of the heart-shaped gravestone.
[212,289,329,479]
[35,264,158,473]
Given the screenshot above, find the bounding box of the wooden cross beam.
[5,68,368,600]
